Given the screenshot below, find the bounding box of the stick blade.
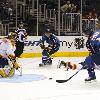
[56,80,68,83]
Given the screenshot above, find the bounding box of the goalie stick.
[56,66,84,83]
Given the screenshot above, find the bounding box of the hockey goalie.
[0,33,20,78]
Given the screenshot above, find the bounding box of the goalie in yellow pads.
[0,33,20,78]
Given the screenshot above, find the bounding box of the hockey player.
[14,23,27,57]
[37,28,60,67]
[80,26,100,82]
[0,36,20,78]
[57,60,77,70]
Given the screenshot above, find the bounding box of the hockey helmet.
[19,22,24,28]
[45,28,51,33]
[83,27,94,37]
[8,32,17,39]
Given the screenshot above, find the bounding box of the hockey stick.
[56,66,84,83]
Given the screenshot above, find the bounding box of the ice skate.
[39,58,52,67]
[39,61,52,67]
[85,77,96,83]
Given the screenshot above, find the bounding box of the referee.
[14,23,27,57]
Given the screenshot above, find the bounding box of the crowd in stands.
[61,0,99,19]
[0,0,100,36]
[0,0,13,23]
[61,1,79,13]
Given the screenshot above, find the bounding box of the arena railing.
[82,18,97,32]
[0,23,9,36]
[56,13,97,36]
[0,14,97,36]
[57,13,81,36]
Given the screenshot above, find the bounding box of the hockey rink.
[0,57,100,100]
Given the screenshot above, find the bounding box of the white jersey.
[15,28,26,42]
[0,39,16,57]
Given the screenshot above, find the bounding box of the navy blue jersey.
[86,30,100,54]
[38,34,60,51]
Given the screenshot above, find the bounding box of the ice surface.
[0,57,100,100]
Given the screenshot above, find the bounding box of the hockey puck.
[49,78,52,80]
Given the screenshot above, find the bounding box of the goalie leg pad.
[0,68,7,77]
[0,67,15,78]
[6,68,15,77]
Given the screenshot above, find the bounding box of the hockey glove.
[40,43,45,49]
[79,61,87,69]
[44,47,52,53]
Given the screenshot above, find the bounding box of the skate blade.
[39,64,52,67]
[85,79,97,83]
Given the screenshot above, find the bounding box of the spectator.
[61,1,72,13]
[8,6,13,20]
[61,1,78,13]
